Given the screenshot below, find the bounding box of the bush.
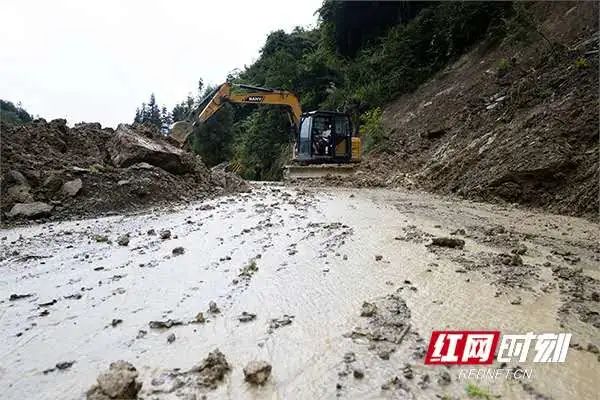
[1,100,33,125]
[360,108,387,153]
[575,57,589,69]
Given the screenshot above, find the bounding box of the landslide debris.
[1,120,248,225]
[86,360,141,400]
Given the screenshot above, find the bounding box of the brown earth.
[0,119,248,225]
[302,2,599,221]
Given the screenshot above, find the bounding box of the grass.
[497,58,511,75]
[465,383,493,399]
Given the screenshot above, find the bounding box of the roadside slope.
[362,2,599,220]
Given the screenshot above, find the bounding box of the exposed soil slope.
[1,119,248,224]
[360,2,599,220]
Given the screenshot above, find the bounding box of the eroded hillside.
[359,2,599,220]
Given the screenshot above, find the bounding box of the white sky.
[1,0,322,127]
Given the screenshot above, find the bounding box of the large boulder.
[108,125,190,174]
[7,202,53,219]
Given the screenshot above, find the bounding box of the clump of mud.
[86,361,141,400]
[1,119,248,224]
[144,348,230,397]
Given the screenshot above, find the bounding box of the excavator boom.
[170,82,302,145]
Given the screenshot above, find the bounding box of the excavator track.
[284,163,357,180]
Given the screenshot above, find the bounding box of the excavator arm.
[170,82,302,145]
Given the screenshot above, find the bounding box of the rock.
[147,229,156,236]
[160,230,171,240]
[62,178,83,197]
[437,370,451,385]
[353,368,365,379]
[42,174,63,193]
[343,352,356,363]
[86,361,141,400]
[107,125,190,174]
[189,349,230,388]
[193,312,206,323]
[56,361,75,370]
[136,330,147,339]
[9,293,34,301]
[149,319,183,329]
[587,343,599,354]
[75,122,102,130]
[238,311,256,322]
[402,364,414,379]
[268,315,294,332]
[172,246,185,256]
[7,184,33,203]
[360,301,377,317]
[375,255,383,261]
[429,237,465,249]
[208,301,220,314]
[94,235,109,243]
[167,333,176,344]
[512,244,528,255]
[49,118,68,132]
[117,234,130,246]
[6,170,28,185]
[510,297,522,305]
[7,202,53,219]
[243,361,272,385]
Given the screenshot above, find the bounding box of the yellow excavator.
[170,82,360,178]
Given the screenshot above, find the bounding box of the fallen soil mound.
[1,119,248,224]
[305,3,599,221]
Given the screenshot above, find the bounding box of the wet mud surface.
[1,184,598,399]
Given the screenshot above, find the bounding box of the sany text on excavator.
[169,83,361,178]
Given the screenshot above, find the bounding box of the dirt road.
[1,184,598,399]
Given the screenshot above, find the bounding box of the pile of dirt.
[311,3,599,221]
[1,119,248,225]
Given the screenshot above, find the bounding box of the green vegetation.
[133,93,173,133]
[575,56,590,69]
[465,383,493,399]
[135,1,523,180]
[0,100,33,125]
[497,58,511,75]
[360,108,386,153]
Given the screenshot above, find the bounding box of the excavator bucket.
[170,121,193,146]
[283,163,358,180]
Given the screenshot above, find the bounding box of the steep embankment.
[361,2,598,220]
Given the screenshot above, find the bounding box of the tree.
[0,99,33,124]
[160,106,172,133]
[147,94,161,127]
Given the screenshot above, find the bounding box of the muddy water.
[1,185,598,399]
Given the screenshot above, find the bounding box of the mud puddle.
[1,184,598,399]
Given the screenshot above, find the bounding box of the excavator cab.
[295,111,360,164]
